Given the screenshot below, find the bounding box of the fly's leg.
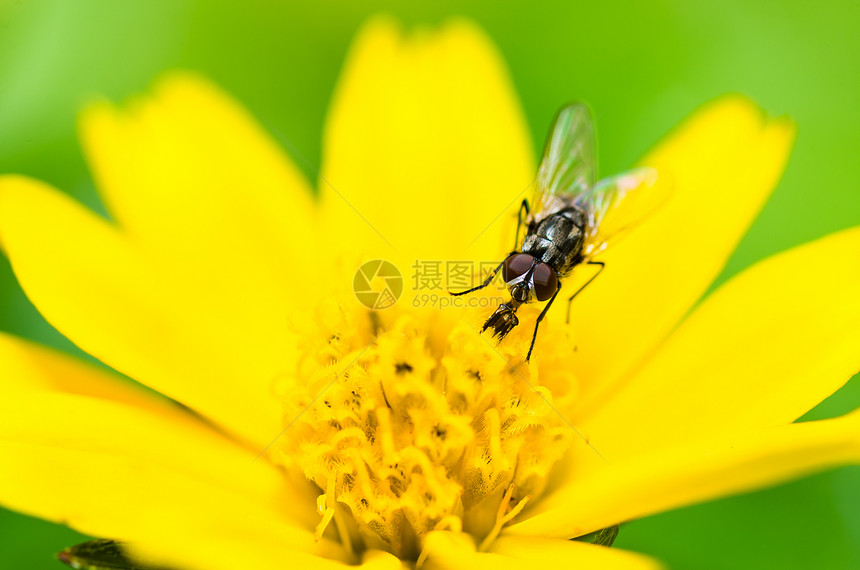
[591,525,620,547]
[449,254,513,296]
[526,280,561,362]
[465,200,528,297]
[565,261,605,323]
[514,199,530,250]
[572,525,620,547]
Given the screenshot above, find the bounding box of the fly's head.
[502,253,559,304]
[481,253,560,340]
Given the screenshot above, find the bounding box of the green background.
[1,1,858,568]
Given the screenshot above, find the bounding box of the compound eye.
[533,262,558,301]
[502,253,534,283]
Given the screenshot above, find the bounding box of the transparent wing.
[578,166,664,258]
[527,103,666,258]
[530,103,597,219]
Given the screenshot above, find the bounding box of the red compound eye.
[532,262,558,301]
[502,253,534,283]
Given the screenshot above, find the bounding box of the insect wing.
[578,166,662,257]
[530,103,597,219]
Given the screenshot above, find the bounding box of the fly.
[451,103,660,361]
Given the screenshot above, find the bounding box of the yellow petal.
[359,550,408,570]
[0,332,347,569]
[491,535,662,569]
[420,531,662,570]
[0,175,283,447]
[80,72,317,304]
[78,72,323,431]
[509,409,860,538]
[0,330,161,410]
[320,17,534,268]
[582,227,860,460]
[124,516,355,570]
[130,540,406,570]
[565,97,796,412]
[0,391,342,561]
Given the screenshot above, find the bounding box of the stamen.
[314,504,335,542]
[278,316,577,559]
[477,484,531,552]
[314,478,337,541]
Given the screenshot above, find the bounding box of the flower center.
[276,302,578,559]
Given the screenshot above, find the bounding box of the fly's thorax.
[522,209,586,276]
[276,307,579,560]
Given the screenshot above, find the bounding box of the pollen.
[275,302,578,559]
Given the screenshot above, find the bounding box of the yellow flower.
[1,16,859,570]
